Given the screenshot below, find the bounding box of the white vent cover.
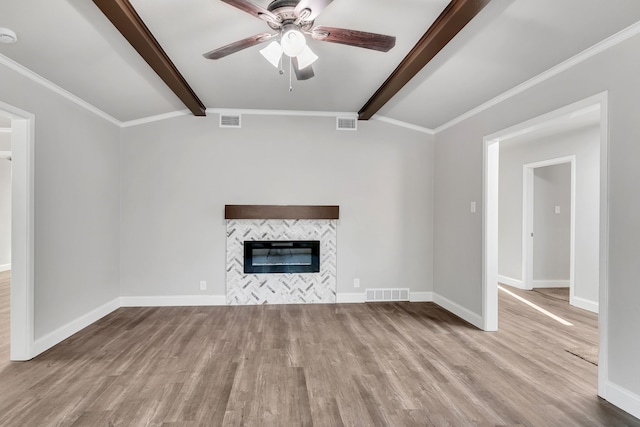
[336,117,357,131]
[365,288,410,302]
[220,114,241,128]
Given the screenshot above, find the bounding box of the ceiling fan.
[203,0,396,81]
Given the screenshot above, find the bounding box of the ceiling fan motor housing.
[267,0,301,12]
[267,0,314,31]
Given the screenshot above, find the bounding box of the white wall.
[533,163,571,283]
[0,64,121,341]
[434,31,640,407]
[0,132,10,268]
[498,125,599,304]
[120,114,434,299]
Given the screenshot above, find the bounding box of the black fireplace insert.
[244,240,320,274]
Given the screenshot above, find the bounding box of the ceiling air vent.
[336,117,357,131]
[220,113,241,128]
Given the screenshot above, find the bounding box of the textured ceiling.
[1,1,640,128]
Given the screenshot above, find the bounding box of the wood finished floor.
[0,277,638,426]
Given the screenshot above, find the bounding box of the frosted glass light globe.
[281,26,306,57]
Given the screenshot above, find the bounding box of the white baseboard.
[433,293,483,329]
[33,297,120,357]
[532,280,570,288]
[410,291,434,302]
[571,295,599,313]
[605,381,640,419]
[497,275,525,289]
[120,295,227,307]
[336,293,365,303]
[0,263,10,272]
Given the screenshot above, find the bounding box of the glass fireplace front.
[244,240,320,274]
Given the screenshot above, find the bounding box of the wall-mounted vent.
[336,117,357,131]
[220,114,241,128]
[365,288,410,302]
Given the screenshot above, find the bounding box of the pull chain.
[289,56,293,92]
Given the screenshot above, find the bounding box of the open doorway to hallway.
[0,114,11,363]
[0,100,35,362]
[483,93,608,397]
[0,114,11,361]
[497,110,600,372]
[497,108,600,311]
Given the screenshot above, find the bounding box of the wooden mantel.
[225,205,339,220]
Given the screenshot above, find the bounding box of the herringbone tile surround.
[226,219,337,305]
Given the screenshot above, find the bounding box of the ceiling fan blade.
[312,26,396,52]
[292,57,315,80]
[294,0,333,21]
[203,33,276,59]
[220,0,282,25]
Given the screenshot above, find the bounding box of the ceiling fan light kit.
[260,41,283,67]
[205,0,396,82]
[296,45,318,70]
[281,24,306,57]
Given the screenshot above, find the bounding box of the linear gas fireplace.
[244,240,320,274]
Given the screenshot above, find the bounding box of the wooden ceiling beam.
[92,0,206,116]
[358,0,492,121]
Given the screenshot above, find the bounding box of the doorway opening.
[525,160,574,309]
[0,100,35,361]
[524,158,575,293]
[483,92,609,396]
[0,115,11,362]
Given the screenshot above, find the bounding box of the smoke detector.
[0,28,17,44]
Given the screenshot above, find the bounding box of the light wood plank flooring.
[0,280,638,426]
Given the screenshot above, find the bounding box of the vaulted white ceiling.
[1,0,640,129]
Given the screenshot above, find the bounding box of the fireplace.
[226,205,338,305]
[244,240,320,274]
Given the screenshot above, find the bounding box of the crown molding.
[434,20,640,134]
[120,108,360,127]
[122,108,434,135]
[206,108,358,119]
[371,115,434,135]
[121,109,190,127]
[0,53,121,127]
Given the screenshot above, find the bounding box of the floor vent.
[220,113,241,128]
[366,288,410,302]
[336,117,357,131]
